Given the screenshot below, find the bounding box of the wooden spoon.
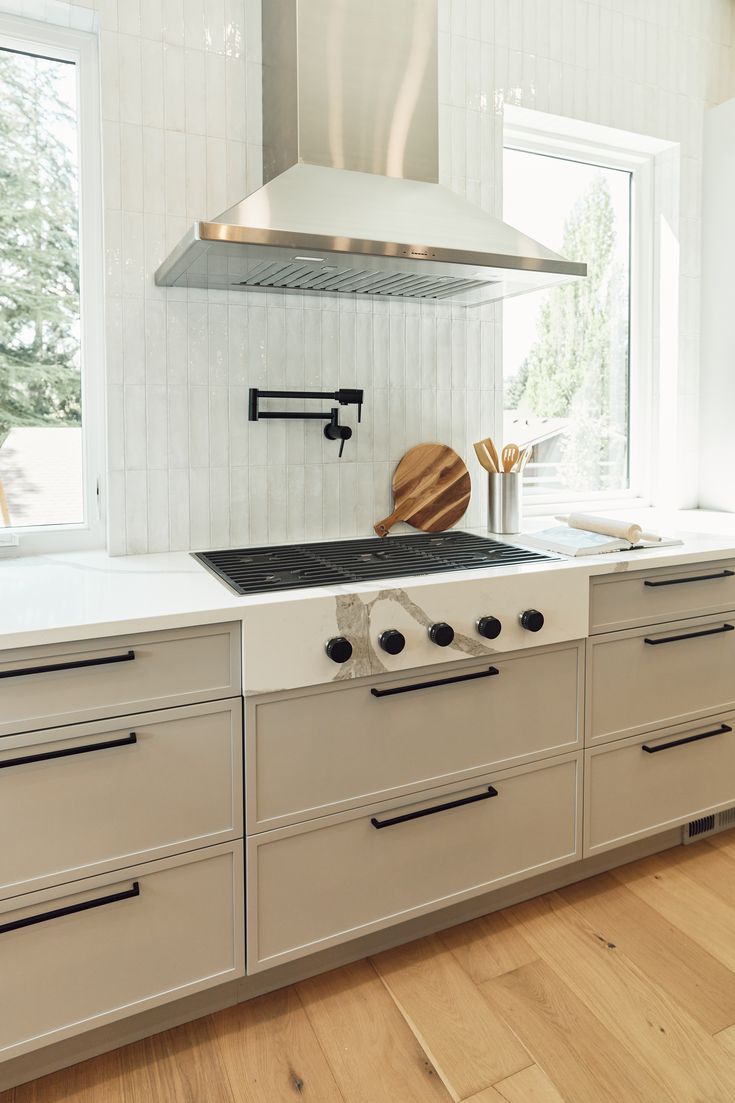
[482,437,500,472]
[501,443,520,473]
[518,445,533,472]
[473,440,497,473]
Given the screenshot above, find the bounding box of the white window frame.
[502,107,673,516]
[0,14,105,553]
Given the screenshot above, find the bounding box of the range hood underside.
[155,165,585,305]
[157,227,581,306]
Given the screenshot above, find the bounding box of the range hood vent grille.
[237,259,494,299]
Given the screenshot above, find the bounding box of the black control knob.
[520,609,545,633]
[379,629,406,655]
[477,615,502,640]
[325,636,353,664]
[428,622,454,647]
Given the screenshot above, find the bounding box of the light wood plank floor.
[7,833,735,1103]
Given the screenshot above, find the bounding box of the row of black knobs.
[325,610,545,664]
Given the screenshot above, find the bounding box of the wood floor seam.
[289,986,349,1103]
[371,972,463,1103]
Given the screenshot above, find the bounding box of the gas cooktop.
[195,531,555,596]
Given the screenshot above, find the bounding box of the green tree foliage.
[511,175,629,491]
[0,49,80,442]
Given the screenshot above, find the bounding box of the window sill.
[0,524,105,556]
[523,495,650,521]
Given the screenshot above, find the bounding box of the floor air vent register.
[683,806,735,843]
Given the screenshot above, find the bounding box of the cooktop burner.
[195,532,555,596]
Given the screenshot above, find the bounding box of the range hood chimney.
[155,0,586,304]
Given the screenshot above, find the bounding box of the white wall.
[699,94,735,511]
[3,0,735,552]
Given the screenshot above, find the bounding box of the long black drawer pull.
[371,785,498,829]
[0,732,137,770]
[644,624,734,646]
[642,724,732,754]
[0,881,140,936]
[644,570,734,587]
[0,650,135,681]
[371,666,499,698]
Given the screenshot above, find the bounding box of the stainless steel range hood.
[155,0,586,305]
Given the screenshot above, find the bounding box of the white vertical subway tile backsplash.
[5,0,735,550]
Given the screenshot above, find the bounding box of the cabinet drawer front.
[249,644,582,831]
[590,560,735,634]
[0,843,244,1060]
[588,613,735,744]
[0,623,241,737]
[0,702,242,897]
[585,717,735,855]
[248,755,581,972]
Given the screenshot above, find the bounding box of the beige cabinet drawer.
[0,701,242,897]
[0,623,241,737]
[584,715,735,855]
[0,842,244,1060]
[587,612,735,744]
[247,754,581,972]
[248,644,583,831]
[590,560,735,633]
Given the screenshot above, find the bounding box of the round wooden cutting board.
[374,444,471,538]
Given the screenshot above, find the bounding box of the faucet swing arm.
[248,388,363,457]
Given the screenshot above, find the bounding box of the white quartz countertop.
[2,509,735,652]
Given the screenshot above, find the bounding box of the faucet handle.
[338,425,352,458]
[324,409,353,457]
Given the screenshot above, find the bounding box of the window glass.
[503,147,631,501]
[0,45,82,529]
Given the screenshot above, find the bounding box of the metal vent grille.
[683,806,735,844]
[720,807,735,830]
[195,531,555,596]
[236,259,494,299]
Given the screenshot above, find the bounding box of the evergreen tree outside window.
[503,146,633,503]
[0,30,95,537]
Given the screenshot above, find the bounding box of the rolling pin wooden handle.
[374,507,404,538]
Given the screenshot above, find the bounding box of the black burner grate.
[194,531,555,596]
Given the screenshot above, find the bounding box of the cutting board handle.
[374,507,405,538]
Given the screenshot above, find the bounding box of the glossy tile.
[47,0,735,551]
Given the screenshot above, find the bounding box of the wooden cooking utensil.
[374,443,471,538]
[473,440,497,474]
[482,437,500,472]
[501,443,520,473]
[518,445,533,472]
[0,478,10,527]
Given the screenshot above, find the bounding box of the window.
[0,17,103,548]
[502,112,657,511]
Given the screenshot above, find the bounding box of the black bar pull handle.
[643,624,734,646]
[371,666,499,698]
[644,570,734,587]
[371,786,498,829]
[0,881,140,936]
[0,732,137,771]
[0,649,135,681]
[642,723,732,754]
